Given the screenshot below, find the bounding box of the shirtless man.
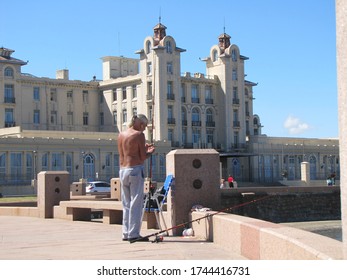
[117,114,155,242]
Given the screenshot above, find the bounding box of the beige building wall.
[248,135,339,182]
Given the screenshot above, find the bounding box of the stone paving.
[0,216,247,260]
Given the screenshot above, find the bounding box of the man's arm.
[117,134,124,166]
[138,133,148,162]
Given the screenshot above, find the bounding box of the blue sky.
[1,0,337,139]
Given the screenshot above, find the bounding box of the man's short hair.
[129,114,148,127]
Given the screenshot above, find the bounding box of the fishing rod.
[131,194,272,243]
[146,53,156,211]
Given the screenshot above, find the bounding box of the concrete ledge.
[0,206,38,217]
[0,200,158,229]
[53,200,123,224]
[191,211,343,260]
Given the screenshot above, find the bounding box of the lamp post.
[81,151,85,180]
[33,150,37,180]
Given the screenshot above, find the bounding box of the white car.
[86,181,110,193]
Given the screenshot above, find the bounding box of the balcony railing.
[167,94,175,100]
[4,96,15,103]
[233,121,240,128]
[205,98,214,104]
[206,121,215,127]
[167,118,176,125]
[192,121,201,126]
[191,97,200,103]
[5,121,16,127]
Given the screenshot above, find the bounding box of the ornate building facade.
[0,22,339,194]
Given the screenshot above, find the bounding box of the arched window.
[159,154,166,181]
[10,153,22,181]
[212,50,218,62]
[166,41,172,53]
[42,153,48,171]
[66,153,72,175]
[26,153,33,180]
[192,108,200,122]
[309,155,317,180]
[83,153,95,181]
[231,49,237,61]
[105,153,112,179]
[181,107,187,125]
[206,108,213,121]
[232,68,237,80]
[4,67,14,77]
[206,108,214,124]
[0,153,6,182]
[146,41,152,54]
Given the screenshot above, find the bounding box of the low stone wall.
[0,185,37,196]
[191,211,343,260]
[220,186,340,223]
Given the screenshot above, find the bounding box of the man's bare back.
[118,116,155,168]
[118,128,147,167]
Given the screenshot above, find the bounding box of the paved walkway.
[0,216,246,260]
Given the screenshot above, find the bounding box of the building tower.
[136,22,186,143]
[203,30,258,152]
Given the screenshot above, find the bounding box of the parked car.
[86,181,111,193]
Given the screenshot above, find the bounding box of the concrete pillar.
[300,161,310,184]
[110,178,155,201]
[336,0,347,259]
[70,181,86,196]
[166,149,220,235]
[37,171,70,218]
[110,178,121,200]
[144,178,156,193]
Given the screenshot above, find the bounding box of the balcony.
[167,94,175,100]
[192,121,201,126]
[205,98,214,104]
[167,118,176,125]
[191,97,200,103]
[182,120,187,126]
[5,121,16,127]
[4,97,15,104]
[206,121,215,127]
[233,121,240,128]
[232,98,240,105]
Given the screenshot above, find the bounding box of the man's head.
[129,114,148,131]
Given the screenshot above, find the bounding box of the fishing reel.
[152,235,164,243]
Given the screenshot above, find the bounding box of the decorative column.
[301,161,310,185]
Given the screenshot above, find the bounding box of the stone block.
[37,171,70,218]
[166,149,220,235]
[70,182,86,196]
[110,178,121,200]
